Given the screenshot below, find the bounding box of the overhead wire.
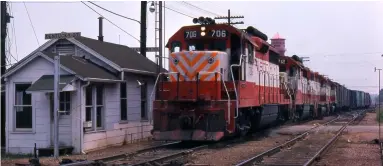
[178,1,239,28]
[23,2,40,46]
[81,1,140,42]
[5,20,17,63]
[181,1,220,17]
[163,5,194,18]
[9,2,18,62]
[87,1,141,24]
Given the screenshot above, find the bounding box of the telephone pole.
[158,1,163,73]
[140,1,147,57]
[375,67,382,143]
[214,9,244,26]
[1,1,10,148]
[1,1,10,84]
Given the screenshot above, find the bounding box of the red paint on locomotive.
[150,22,371,141]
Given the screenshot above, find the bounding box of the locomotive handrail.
[149,72,179,124]
[197,71,231,124]
[230,53,246,119]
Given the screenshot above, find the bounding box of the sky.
[4,1,383,94]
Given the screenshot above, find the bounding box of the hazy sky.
[5,1,383,94]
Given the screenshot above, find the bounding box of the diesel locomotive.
[150,18,371,141]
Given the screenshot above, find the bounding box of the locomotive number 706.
[185,31,197,39]
[210,30,227,38]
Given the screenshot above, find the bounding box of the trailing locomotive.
[150,18,371,141]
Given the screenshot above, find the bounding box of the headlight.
[201,32,206,36]
[201,26,206,31]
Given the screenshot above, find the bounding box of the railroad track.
[61,115,341,166]
[107,142,207,166]
[60,114,342,166]
[235,111,363,166]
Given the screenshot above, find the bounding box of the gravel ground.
[303,116,336,125]
[358,113,379,126]
[316,132,380,166]
[183,116,339,166]
[185,133,294,166]
[261,133,336,166]
[1,140,169,166]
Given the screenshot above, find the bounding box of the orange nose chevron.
[169,51,221,81]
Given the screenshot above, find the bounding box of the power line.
[301,52,383,57]
[9,2,18,61]
[5,20,17,63]
[81,1,140,42]
[163,5,194,18]
[87,1,141,24]
[23,2,40,46]
[181,1,220,16]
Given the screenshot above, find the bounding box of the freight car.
[150,18,371,141]
[348,90,371,110]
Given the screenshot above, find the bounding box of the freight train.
[150,17,371,141]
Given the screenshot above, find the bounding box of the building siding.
[83,74,155,152]
[5,39,159,154]
[5,56,73,154]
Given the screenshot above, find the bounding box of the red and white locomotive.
[150,18,369,141]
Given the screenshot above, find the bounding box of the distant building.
[270,33,286,55]
[3,35,165,154]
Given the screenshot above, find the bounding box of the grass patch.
[376,109,383,123]
[1,152,33,160]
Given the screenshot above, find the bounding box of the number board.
[208,30,228,38]
[278,58,286,64]
[184,30,200,39]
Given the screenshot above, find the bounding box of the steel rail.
[60,141,181,166]
[234,115,341,166]
[129,145,208,166]
[303,113,357,166]
[95,141,181,163]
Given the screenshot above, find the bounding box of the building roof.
[42,51,119,80]
[26,75,76,93]
[4,35,167,81]
[271,33,285,40]
[74,36,167,73]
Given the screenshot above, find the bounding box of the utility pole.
[140,1,147,57]
[158,1,163,73]
[53,54,60,158]
[1,1,10,149]
[214,9,244,26]
[45,32,81,158]
[227,9,230,25]
[375,67,382,143]
[1,1,10,84]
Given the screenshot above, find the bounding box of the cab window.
[187,42,204,51]
[208,40,226,51]
[171,41,181,53]
[247,42,254,64]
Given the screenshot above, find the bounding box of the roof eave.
[122,68,157,76]
[83,77,123,83]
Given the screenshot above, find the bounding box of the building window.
[14,84,32,130]
[120,82,128,121]
[140,82,148,120]
[96,85,104,128]
[85,85,104,131]
[85,86,93,122]
[59,92,71,115]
